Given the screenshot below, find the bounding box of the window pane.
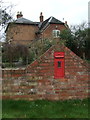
[52,30,60,38]
[57,30,60,37]
[52,30,56,38]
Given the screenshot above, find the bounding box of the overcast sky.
[2,0,90,26]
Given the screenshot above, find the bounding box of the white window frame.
[52,30,60,38]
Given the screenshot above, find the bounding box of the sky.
[2,0,90,26]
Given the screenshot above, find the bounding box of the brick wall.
[6,23,66,45]
[41,24,66,40]
[2,68,26,78]
[6,24,38,45]
[2,45,89,100]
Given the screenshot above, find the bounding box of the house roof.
[6,16,66,32]
[49,16,64,24]
[38,16,64,32]
[15,17,33,24]
[15,17,39,25]
[5,17,39,32]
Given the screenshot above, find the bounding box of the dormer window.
[52,30,60,38]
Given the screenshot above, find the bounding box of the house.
[2,13,89,101]
[6,12,68,45]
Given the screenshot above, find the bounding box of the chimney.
[65,21,67,25]
[16,11,23,19]
[40,12,44,22]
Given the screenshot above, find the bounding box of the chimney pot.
[40,12,44,22]
[65,21,67,25]
[16,11,23,19]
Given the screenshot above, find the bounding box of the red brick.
[2,45,89,101]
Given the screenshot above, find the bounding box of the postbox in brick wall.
[54,52,65,78]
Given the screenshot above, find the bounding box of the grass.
[2,98,89,118]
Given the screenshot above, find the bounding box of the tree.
[0,0,14,26]
[2,43,31,67]
[85,28,90,59]
[0,0,14,41]
[60,29,75,50]
[60,22,89,59]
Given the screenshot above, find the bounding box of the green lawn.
[2,98,89,118]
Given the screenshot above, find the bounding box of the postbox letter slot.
[58,61,61,68]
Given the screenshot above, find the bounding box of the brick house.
[3,12,89,101]
[6,12,68,45]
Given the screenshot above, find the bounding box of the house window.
[52,30,60,38]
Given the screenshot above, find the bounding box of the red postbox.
[54,52,65,78]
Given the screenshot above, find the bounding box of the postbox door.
[54,52,64,78]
